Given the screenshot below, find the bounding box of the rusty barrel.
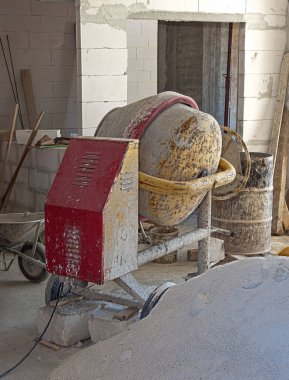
[212,152,273,255]
[95,92,222,226]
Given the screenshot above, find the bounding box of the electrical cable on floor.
[0,283,64,379]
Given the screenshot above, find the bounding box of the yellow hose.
[139,157,236,196]
[277,247,289,257]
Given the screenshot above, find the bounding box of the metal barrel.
[212,152,273,255]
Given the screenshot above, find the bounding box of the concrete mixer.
[44,92,236,312]
[96,91,225,226]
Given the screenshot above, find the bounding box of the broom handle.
[0,111,44,210]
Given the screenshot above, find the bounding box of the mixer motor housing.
[45,137,139,284]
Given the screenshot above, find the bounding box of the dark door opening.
[158,21,243,131]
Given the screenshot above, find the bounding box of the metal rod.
[17,250,46,268]
[0,37,17,103]
[74,289,143,309]
[114,273,148,304]
[139,221,151,243]
[6,35,25,129]
[0,251,15,271]
[224,23,233,127]
[0,37,25,130]
[32,222,42,258]
[137,228,210,266]
[2,247,46,268]
[197,190,211,274]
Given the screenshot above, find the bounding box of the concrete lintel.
[129,11,246,23]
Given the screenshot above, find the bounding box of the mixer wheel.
[45,275,72,305]
[140,282,176,319]
[18,242,48,283]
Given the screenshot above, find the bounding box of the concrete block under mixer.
[95,91,223,226]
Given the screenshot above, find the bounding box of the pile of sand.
[50,257,289,380]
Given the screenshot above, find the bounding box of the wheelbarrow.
[0,212,48,283]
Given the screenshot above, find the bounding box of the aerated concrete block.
[89,307,139,344]
[36,299,139,347]
[36,300,102,347]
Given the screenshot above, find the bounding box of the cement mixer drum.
[95,92,222,226]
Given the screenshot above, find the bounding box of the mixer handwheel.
[212,126,251,201]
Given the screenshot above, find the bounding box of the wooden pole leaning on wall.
[269,53,289,172]
[0,104,18,195]
[269,52,289,235]
[0,111,44,211]
[272,108,289,235]
[21,69,37,130]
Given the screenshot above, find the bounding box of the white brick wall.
[146,0,198,12]
[239,3,287,151]
[76,0,287,153]
[246,0,288,15]
[76,11,129,135]
[127,19,157,103]
[0,0,77,137]
[199,0,246,14]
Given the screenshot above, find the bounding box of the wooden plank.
[269,53,289,172]
[283,203,289,231]
[0,111,44,210]
[39,340,61,351]
[21,69,37,130]
[113,308,138,321]
[272,108,289,235]
[0,104,18,195]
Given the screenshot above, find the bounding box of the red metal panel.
[47,139,127,211]
[46,206,104,283]
[45,138,128,283]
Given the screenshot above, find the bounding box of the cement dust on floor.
[0,253,195,380]
[0,257,80,380]
[0,235,288,379]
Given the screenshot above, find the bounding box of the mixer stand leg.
[114,273,149,305]
[197,190,211,274]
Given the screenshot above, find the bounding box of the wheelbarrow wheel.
[18,242,48,283]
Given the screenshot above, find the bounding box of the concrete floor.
[1,235,289,380]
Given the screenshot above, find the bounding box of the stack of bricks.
[0,0,77,137]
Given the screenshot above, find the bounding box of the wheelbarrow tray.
[0,212,44,248]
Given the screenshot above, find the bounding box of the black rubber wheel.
[18,242,48,283]
[45,275,72,305]
[140,282,176,319]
